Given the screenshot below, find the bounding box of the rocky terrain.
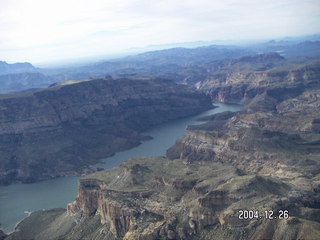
[0,77,212,185]
[6,155,320,239]
[0,46,251,94]
[195,54,320,103]
[3,43,320,239]
[168,87,320,179]
[2,38,319,95]
[6,80,320,239]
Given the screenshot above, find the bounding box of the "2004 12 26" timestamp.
[238,210,289,220]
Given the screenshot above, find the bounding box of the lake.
[0,103,242,233]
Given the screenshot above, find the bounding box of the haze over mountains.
[1,34,320,239]
[1,35,320,94]
[0,35,320,185]
[1,0,320,238]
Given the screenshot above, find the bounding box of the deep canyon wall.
[0,78,212,185]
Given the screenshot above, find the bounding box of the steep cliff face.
[5,55,320,239]
[195,57,320,103]
[157,77,320,239]
[0,78,212,185]
[167,87,320,174]
[7,157,320,240]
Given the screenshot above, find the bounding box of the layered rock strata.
[196,57,320,103]
[6,156,320,239]
[4,54,320,240]
[6,89,320,239]
[167,88,320,176]
[6,77,320,239]
[0,78,212,185]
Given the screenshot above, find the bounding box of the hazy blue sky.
[1,0,319,64]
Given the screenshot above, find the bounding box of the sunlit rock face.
[6,155,320,240]
[62,90,320,240]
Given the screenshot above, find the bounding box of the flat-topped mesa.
[67,178,151,238]
[0,77,212,185]
[65,157,244,239]
[66,158,175,238]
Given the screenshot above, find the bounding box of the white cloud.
[0,0,319,63]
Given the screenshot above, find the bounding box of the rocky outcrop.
[7,156,320,239]
[195,57,320,103]
[0,78,212,185]
[5,55,320,240]
[167,88,320,177]
[53,70,320,240]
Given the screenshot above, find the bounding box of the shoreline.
[0,103,242,234]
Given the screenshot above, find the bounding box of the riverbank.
[0,103,243,233]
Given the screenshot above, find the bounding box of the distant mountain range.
[0,61,37,75]
[3,36,320,240]
[1,38,320,94]
[2,34,320,239]
[0,73,53,94]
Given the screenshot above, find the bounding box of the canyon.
[0,78,211,185]
[2,43,320,239]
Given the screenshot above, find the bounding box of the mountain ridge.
[0,77,212,185]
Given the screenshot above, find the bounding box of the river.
[0,103,242,233]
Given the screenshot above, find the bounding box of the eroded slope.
[0,78,212,185]
[7,156,320,240]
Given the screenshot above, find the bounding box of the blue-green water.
[0,103,242,233]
